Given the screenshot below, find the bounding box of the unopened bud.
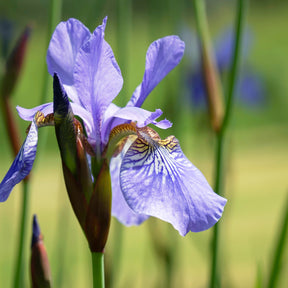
[193,0,224,132]
[1,25,31,98]
[53,73,92,230]
[201,44,224,132]
[30,215,52,288]
[86,159,112,253]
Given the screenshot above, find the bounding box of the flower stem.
[110,221,123,288]
[267,193,288,288]
[92,252,105,288]
[209,0,248,287]
[13,179,30,288]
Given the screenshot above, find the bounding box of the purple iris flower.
[188,28,265,108]
[0,17,227,236]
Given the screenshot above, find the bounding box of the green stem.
[209,1,247,288]
[92,252,105,288]
[221,0,247,134]
[267,193,288,288]
[13,180,30,288]
[110,221,123,288]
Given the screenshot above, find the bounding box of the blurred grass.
[0,1,288,287]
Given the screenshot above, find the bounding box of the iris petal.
[110,140,149,225]
[17,103,53,121]
[101,106,172,144]
[74,17,123,153]
[0,119,38,202]
[128,36,185,108]
[120,132,227,236]
[47,18,91,88]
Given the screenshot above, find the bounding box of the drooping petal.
[110,140,149,226]
[128,36,185,108]
[16,103,53,121]
[120,130,227,236]
[47,18,91,87]
[101,106,172,145]
[0,119,38,202]
[74,17,123,153]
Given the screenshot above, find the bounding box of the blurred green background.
[0,0,287,287]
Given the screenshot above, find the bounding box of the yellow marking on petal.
[104,123,138,159]
[26,112,55,134]
[159,135,178,151]
[35,112,55,128]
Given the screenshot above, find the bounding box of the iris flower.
[0,17,226,236]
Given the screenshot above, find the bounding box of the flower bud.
[30,215,52,288]
[193,0,224,132]
[85,159,112,253]
[53,73,92,230]
[201,43,224,132]
[1,25,31,98]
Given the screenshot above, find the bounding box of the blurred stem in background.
[148,219,178,288]
[267,193,288,288]
[116,0,132,106]
[13,180,30,288]
[193,0,247,287]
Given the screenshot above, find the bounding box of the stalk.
[210,1,248,287]
[13,180,30,288]
[192,0,247,287]
[92,252,105,288]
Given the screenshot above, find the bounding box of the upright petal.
[128,36,185,108]
[47,18,91,86]
[74,17,123,153]
[0,119,38,202]
[120,129,227,236]
[110,140,149,226]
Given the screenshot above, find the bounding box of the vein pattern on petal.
[120,131,227,236]
[0,119,38,202]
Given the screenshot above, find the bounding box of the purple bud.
[31,215,41,247]
[30,215,52,288]
[53,74,92,230]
